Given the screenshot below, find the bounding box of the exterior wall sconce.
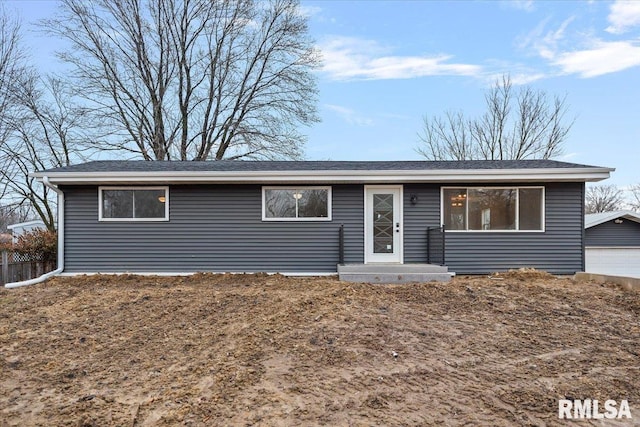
[410,194,418,205]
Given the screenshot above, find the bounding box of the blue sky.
[302,0,640,190]
[5,0,640,191]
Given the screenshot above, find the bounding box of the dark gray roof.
[40,159,602,174]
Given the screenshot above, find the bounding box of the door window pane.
[373,194,394,253]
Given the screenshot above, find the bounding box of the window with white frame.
[442,187,544,231]
[262,187,331,221]
[99,187,169,221]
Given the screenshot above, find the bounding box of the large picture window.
[262,187,331,221]
[442,187,544,231]
[99,187,169,221]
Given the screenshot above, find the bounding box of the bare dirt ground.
[0,271,638,426]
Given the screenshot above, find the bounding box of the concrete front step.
[338,263,448,274]
[337,263,452,283]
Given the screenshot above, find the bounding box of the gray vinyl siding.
[62,184,364,273]
[585,220,640,247]
[442,182,585,275]
[402,182,584,275]
[62,182,585,275]
[403,184,441,263]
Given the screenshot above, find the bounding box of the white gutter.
[5,176,64,288]
[31,166,615,184]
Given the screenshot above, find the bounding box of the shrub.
[10,229,57,262]
[0,236,12,252]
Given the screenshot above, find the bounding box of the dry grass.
[0,273,638,426]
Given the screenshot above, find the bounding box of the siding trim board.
[39,169,611,185]
[59,271,338,277]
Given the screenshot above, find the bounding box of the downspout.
[5,176,64,288]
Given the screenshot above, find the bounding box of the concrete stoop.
[338,263,453,284]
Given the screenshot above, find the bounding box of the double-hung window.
[442,187,544,231]
[99,187,169,221]
[262,187,331,221]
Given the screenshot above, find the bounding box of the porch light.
[158,196,166,203]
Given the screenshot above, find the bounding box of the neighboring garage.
[585,210,640,278]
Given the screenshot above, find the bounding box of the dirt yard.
[0,271,638,426]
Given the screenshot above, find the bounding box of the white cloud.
[480,67,547,86]
[319,36,482,81]
[519,16,575,60]
[606,1,640,34]
[298,5,322,18]
[325,104,374,126]
[560,152,579,161]
[552,40,640,77]
[502,0,535,12]
[521,16,640,78]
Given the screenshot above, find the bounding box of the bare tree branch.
[628,184,640,212]
[0,10,26,202]
[0,204,33,232]
[43,0,320,161]
[585,184,624,214]
[0,71,96,231]
[417,75,574,161]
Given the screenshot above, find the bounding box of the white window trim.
[262,186,332,221]
[99,186,169,222]
[441,186,545,233]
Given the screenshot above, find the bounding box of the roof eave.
[31,167,614,185]
[585,210,640,228]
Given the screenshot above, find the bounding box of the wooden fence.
[0,251,57,286]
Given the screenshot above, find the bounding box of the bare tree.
[0,204,32,232]
[43,0,320,161]
[418,75,573,160]
[0,73,95,230]
[0,10,26,201]
[585,184,624,214]
[628,184,640,211]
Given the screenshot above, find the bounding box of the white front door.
[365,186,403,263]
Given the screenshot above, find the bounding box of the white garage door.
[585,247,640,278]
